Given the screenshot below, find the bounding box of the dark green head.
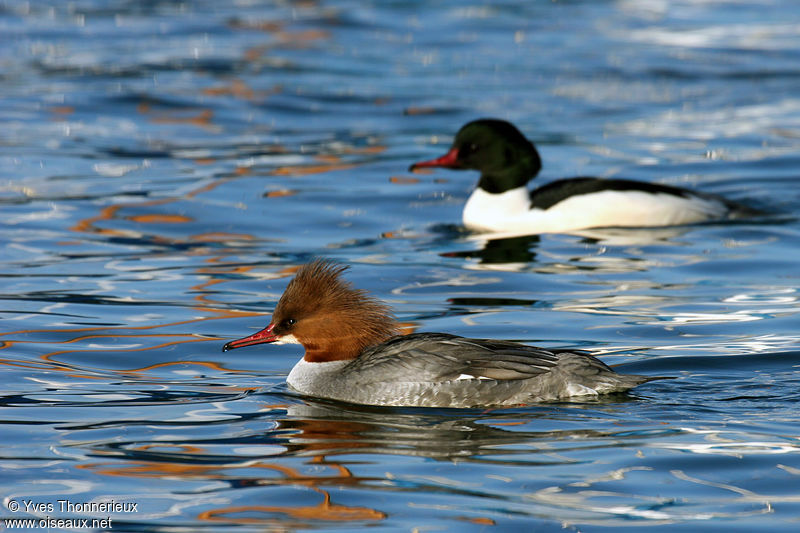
[410,119,542,193]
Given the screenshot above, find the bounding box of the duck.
[409,119,753,235]
[222,259,666,408]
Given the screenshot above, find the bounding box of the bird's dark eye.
[459,143,479,159]
[282,318,296,328]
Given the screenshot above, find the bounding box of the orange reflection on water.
[49,105,75,117]
[264,189,297,198]
[0,305,266,376]
[139,103,215,129]
[458,516,496,525]
[341,145,386,155]
[266,146,386,177]
[403,106,439,116]
[202,79,283,102]
[69,186,249,241]
[270,162,356,176]
[80,450,386,525]
[69,197,206,238]
[389,176,420,185]
[126,214,194,224]
[0,308,262,343]
[199,490,386,524]
[189,263,297,311]
[70,203,131,236]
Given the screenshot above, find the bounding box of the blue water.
[2,0,800,531]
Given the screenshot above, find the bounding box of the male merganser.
[410,119,752,235]
[223,260,666,408]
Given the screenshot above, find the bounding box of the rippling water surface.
[3,0,800,531]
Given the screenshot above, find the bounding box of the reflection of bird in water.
[443,234,540,267]
[440,226,695,273]
[275,395,656,462]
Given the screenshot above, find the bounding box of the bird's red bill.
[223,323,278,352]
[409,147,461,170]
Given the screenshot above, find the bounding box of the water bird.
[410,119,753,235]
[223,260,667,407]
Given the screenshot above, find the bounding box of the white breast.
[463,186,728,235]
[463,187,532,231]
[286,359,349,395]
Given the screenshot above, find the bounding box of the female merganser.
[223,260,666,408]
[410,119,752,235]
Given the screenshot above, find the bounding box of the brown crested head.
[265,259,399,362]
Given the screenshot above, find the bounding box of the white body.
[462,186,730,235]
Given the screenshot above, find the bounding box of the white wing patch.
[456,373,492,381]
